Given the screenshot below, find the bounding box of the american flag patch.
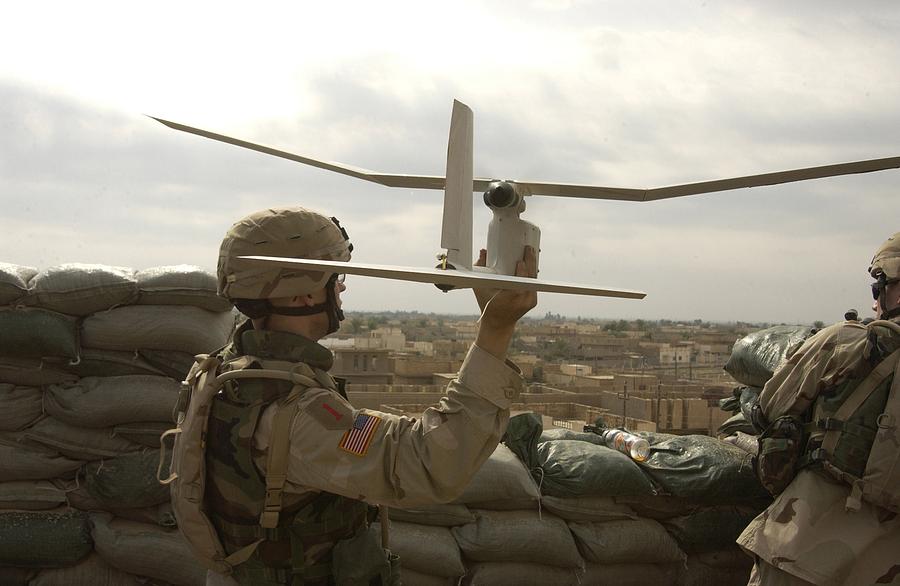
[339,413,381,457]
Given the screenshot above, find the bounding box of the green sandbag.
[0,308,79,360]
[83,450,170,509]
[716,413,757,437]
[724,325,815,387]
[662,505,766,553]
[638,434,769,502]
[538,440,656,498]
[0,509,92,568]
[539,428,605,445]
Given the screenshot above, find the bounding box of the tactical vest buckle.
[817,417,844,431]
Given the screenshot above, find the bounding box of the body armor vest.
[206,353,368,585]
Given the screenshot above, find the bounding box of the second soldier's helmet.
[869,232,900,281]
[218,206,352,303]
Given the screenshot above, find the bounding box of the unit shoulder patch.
[306,390,354,431]
[338,413,382,457]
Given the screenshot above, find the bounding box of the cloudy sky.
[2,1,898,324]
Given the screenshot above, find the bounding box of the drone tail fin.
[440,100,474,270]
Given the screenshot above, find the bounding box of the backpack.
[157,353,323,575]
[756,320,900,513]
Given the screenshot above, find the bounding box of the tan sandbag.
[0,480,67,510]
[0,384,43,431]
[70,348,168,378]
[0,358,77,386]
[0,508,93,568]
[90,513,207,586]
[453,443,540,509]
[540,495,637,522]
[462,562,581,586]
[44,375,179,428]
[0,262,36,305]
[0,308,79,360]
[24,417,142,460]
[30,552,142,586]
[389,503,475,527]
[82,304,233,355]
[582,562,681,586]
[24,263,137,316]
[372,520,464,577]
[0,433,83,481]
[399,568,458,586]
[136,265,232,312]
[452,509,582,568]
[568,518,685,564]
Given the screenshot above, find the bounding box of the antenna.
[440,100,473,270]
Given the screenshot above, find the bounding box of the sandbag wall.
[383,417,770,586]
[0,262,234,586]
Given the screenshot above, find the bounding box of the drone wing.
[441,100,474,270]
[514,155,900,201]
[238,256,645,299]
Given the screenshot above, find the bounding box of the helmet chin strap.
[265,281,344,335]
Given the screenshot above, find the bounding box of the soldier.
[168,206,537,585]
[738,232,900,585]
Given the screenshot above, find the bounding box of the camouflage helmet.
[218,206,352,300]
[868,232,900,281]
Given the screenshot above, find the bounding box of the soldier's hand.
[473,246,538,359]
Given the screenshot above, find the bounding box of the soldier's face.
[873,279,900,316]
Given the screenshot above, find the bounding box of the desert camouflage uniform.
[738,319,900,585]
[205,319,525,584]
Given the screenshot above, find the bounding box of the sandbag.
[0,357,77,386]
[537,439,656,498]
[724,325,815,387]
[0,434,83,481]
[693,547,754,569]
[0,480,67,510]
[637,434,769,502]
[136,265,232,312]
[82,304,233,355]
[539,495,636,522]
[372,521,464,577]
[662,505,764,553]
[69,348,168,378]
[582,562,680,586]
[453,443,540,509]
[24,263,137,316]
[64,484,177,528]
[138,349,198,380]
[399,568,457,586]
[0,384,43,431]
[24,417,142,460]
[451,510,582,568]
[30,552,142,586]
[90,513,207,586]
[717,413,757,437]
[83,450,171,509]
[0,308,79,360]
[0,262,37,305]
[113,421,173,448]
[0,567,35,586]
[614,495,702,520]
[568,518,685,564]
[681,556,752,586]
[539,427,604,445]
[388,503,475,527]
[44,375,180,428]
[0,509,92,568]
[461,562,581,586]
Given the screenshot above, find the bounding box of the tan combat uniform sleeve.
[254,343,524,508]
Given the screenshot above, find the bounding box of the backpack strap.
[260,384,309,529]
